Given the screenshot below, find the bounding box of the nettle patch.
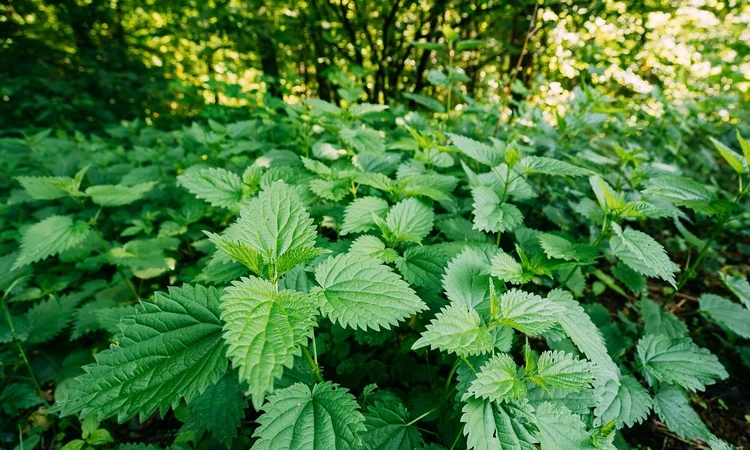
[2,98,750,450]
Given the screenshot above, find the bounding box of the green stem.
[664,187,746,309]
[444,358,461,394]
[92,226,139,301]
[405,405,441,427]
[301,345,324,383]
[449,427,463,450]
[460,356,477,374]
[2,288,45,399]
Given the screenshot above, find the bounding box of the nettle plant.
[46,102,749,450]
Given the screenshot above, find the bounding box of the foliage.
[2,25,750,449]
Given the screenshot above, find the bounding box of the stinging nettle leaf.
[220,276,319,409]
[535,402,595,450]
[341,196,390,235]
[182,373,248,447]
[349,235,399,263]
[531,350,596,393]
[384,197,434,244]
[699,293,750,339]
[636,334,728,392]
[460,397,538,450]
[653,386,729,448]
[489,252,532,285]
[178,167,244,209]
[312,252,427,331]
[471,186,524,233]
[709,137,747,174]
[467,353,526,403]
[610,225,678,288]
[86,182,156,207]
[594,374,652,429]
[721,273,750,309]
[447,133,504,166]
[547,289,620,382]
[251,382,366,450]
[495,289,562,336]
[521,156,594,177]
[233,180,318,265]
[13,215,92,269]
[412,303,493,356]
[54,284,228,422]
[362,398,424,450]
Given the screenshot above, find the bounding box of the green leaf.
[363,398,424,450]
[447,133,504,166]
[636,334,728,392]
[87,429,114,446]
[640,298,687,339]
[610,225,678,288]
[535,402,594,450]
[531,351,596,393]
[305,98,342,116]
[54,284,228,422]
[16,173,84,200]
[349,235,399,263]
[353,172,394,192]
[384,198,434,244]
[13,216,92,269]
[546,289,619,382]
[495,289,561,336]
[538,234,597,262]
[460,397,538,450]
[251,382,366,450]
[699,293,750,339]
[205,231,264,276]
[233,180,318,265]
[340,127,385,154]
[0,383,43,415]
[736,130,750,164]
[312,253,427,331]
[644,176,716,214]
[467,353,526,403]
[412,303,493,356]
[402,92,445,112]
[709,137,747,174]
[489,252,532,285]
[521,156,593,177]
[589,175,623,212]
[594,374,652,429]
[341,196,390,235]
[25,293,85,343]
[85,182,156,207]
[182,373,247,447]
[221,276,318,409]
[437,216,487,242]
[720,273,750,309]
[471,186,523,233]
[395,245,447,288]
[443,247,498,314]
[349,103,390,119]
[653,386,729,448]
[178,167,244,209]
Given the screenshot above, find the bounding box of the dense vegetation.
[2,0,750,449]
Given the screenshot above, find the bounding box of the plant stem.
[92,226,139,301]
[2,289,45,399]
[664,185,746,309]
[444,358,461,394]
[406,405,441,427]
[460,356,476,374]
[301,345,324,383]
[449,427,463,450]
